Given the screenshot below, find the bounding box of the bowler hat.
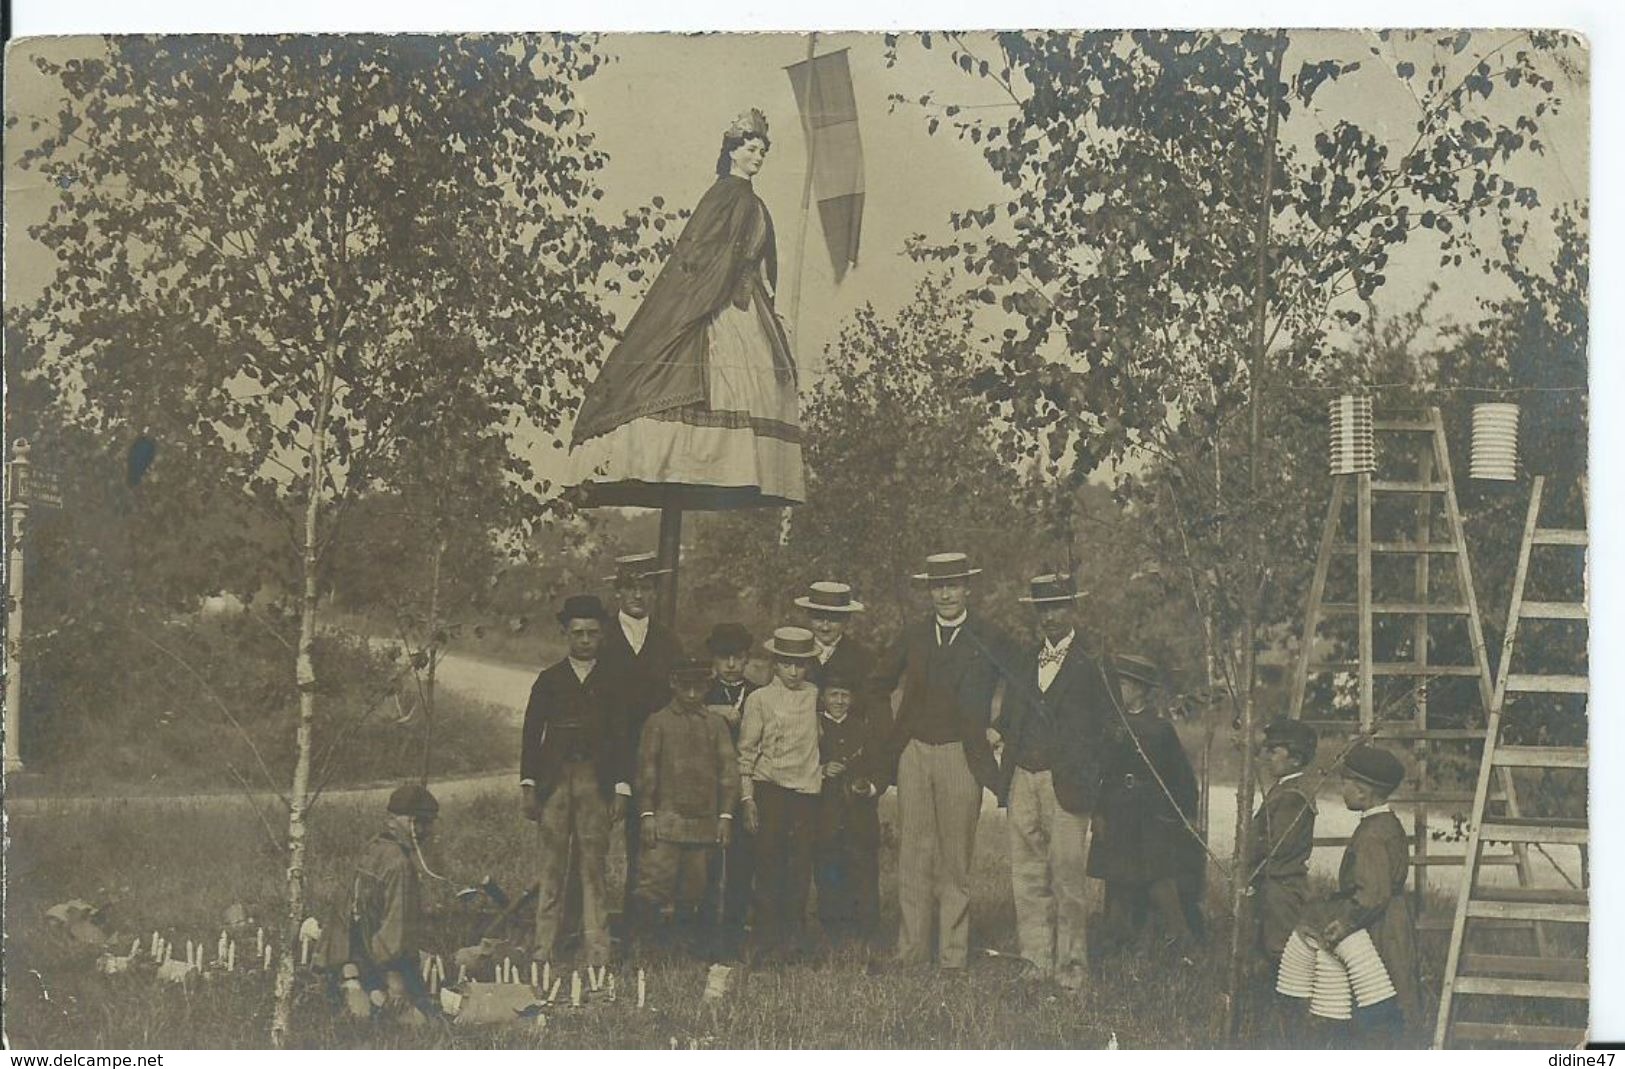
[795,581,866,614]
[670,657,713,685]
[1114,653,1162,689]
[1340,744,1405,793]
[763,626,818,660]
[1262,719,1319,765]
[1018,573,1084,604]
[603,551,672,584]
[911,552,982,582]
[705,622,754,656]
[387,783,440,820]
[556,594,608,626]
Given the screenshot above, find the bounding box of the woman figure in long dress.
[568,108,804,507]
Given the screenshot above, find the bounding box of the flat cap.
[387,783,440,820]
[1340,744,1405,792]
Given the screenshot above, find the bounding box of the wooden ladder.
[1433,475,1589,1048]
[1288,408,1541,918]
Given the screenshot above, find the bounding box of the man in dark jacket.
[701,622,762,953]
[1087,654,1204,960]
[598,552,685,927]
[992,573,1116,989]
[521,594,632,969]
[868,552,1005,971]
[797,580,876,697]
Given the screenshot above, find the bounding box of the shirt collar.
[1278,771,1306,784]
[568,656,596,680]
[821,707,849,725]
[1362,803,1392,819]
[935,611,968,629]
[816,636,841,658]
[619,610,649,641]
[1043,630,1076,655]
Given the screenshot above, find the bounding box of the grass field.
[2,783,1585,1049]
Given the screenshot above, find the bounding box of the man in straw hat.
[1298,743,1421,1045]
[738,625,825,961]
[991,573,1117,990]
[520,594,633,972]
[796,580,875,696]
[319,782,441,1023]
[1087,653,1204,961]
[868,552,1006,971]
[599,551,685,928]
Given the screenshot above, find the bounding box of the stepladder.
[1288,407,1545,926]
[1433,475,1589,1048]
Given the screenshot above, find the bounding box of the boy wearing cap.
[869,552,1005,971]
[633,658,740,955]
[703,622,762,950]
[738,626,824,960]
[600,552,685,926]
[1248,719,1319,971]
[812,669,885,950]
[1088,654,1204,959]
[992,573,1116,989]
[520,594,633,970]
[797,581,875,695]
[1299,744,1422,1045]
[320,783,441,1022]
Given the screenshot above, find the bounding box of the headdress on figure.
[726,107,770,141]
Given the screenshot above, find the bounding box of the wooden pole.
[657,506,682,634]
[1223,30,1285,1042]
[5,441,29,774]
[786,31,820,351]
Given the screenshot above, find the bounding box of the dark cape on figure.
[570,175,794,444]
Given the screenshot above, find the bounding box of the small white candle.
[637,968,646,1008]
[256,927,265,956]
[530,962,539,987]
[548,977,562,1003]
[542,961,552,991]
[227,940,236,972]
[263,945,273,971]
[150,931,160,958]
[570,970,582,1007]
[300,937,310,966]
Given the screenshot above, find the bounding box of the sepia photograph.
[1,11,1602,1052]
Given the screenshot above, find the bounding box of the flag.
[785,48,864,282]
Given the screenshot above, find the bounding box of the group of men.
[515,549,1208,989]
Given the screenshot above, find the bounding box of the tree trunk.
[1224,31,1286,1042]
[421,535,446,783]
[271,353,339,1048]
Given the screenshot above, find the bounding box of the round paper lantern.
[1470,403,1520,481]
[1328,395,1375,476]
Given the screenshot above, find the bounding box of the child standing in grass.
[812,669,884,951]
[738,626,823,962]
[632,658,739,957]
[1249,719,1319,969]
[1297,744,1422,1047]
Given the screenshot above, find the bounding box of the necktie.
[1038,645,1066,669]
[937,623,959,647]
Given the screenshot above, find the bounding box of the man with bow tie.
[991,574,1117,990]
[868,552,1006,971]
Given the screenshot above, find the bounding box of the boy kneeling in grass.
[633,657,740,958]
[318,783,441,1025]
[1294,744,1423,1047]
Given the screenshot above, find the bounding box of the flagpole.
[786,31,819,350]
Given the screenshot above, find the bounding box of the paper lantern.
[1470,403,1520,481]
[1277,930,1317,998]
[1310,947,1354,1020]
[1328,395,1376,476]
[1334,929,1397,1008]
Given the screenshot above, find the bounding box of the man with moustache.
[991,573,1116,991]
[796,580,876,696]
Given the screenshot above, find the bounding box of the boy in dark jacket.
[1249,718,1319,969]
[701,622,761,955]
[812,670,884,950]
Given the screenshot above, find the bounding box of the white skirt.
[569,297,804,502]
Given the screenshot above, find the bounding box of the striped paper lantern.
[1470,403,1520,481]
[1328,395,1375,476]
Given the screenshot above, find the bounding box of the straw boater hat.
[603,551,673,584]
[912,552,982,582]
[795,581,866,614]
[1114,653,1162,689]
[1340,744,1405,793]
[763,626,818,660]
[556,594,609,626]
[1017,573,1084,604]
